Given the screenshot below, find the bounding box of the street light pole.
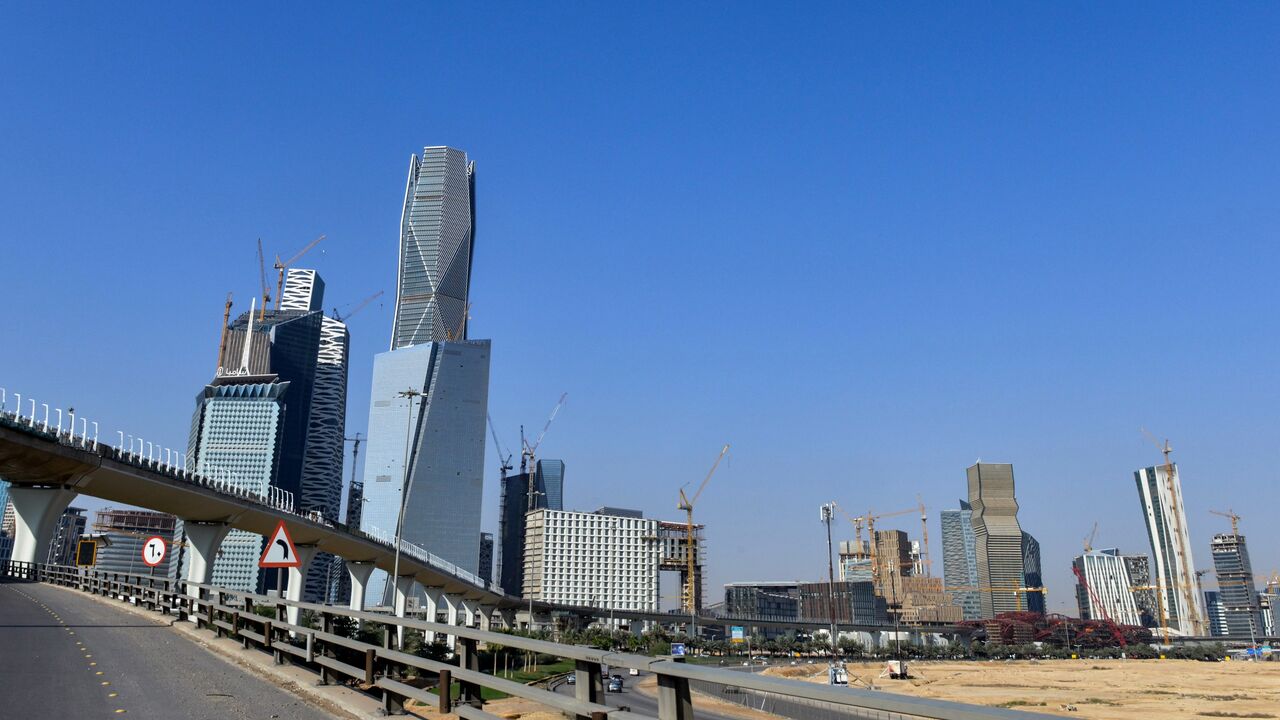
[821,503,839,665]
[391,387,422,648]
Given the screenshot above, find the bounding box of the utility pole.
[391,388,422,648]
[821,503,839,666]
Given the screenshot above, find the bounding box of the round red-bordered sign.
[142,536,167,567]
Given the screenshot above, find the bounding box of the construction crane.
[343,432,363,514]
[273,234,325,310]
[521,393,568,509]
[677,443,730,613]
[331,290,385,322]
[1141,429,1205,636]
[486,413,514,482]
[445,302,472,341]
[1129,582,1172,644]
[216,292,233,371]
[256,239,271,322]
[1071,564,1127,647]
[1209,509,1241,536]
[916,495,931,577]
[1083,521,1098,553]
[863,507,919,591]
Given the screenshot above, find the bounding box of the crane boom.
[332,290,384,322]
[527,393,568,456]
[1209,509,1241,536]
[274,234,326,309]
[256,239,270,321]
[677,443,730,613]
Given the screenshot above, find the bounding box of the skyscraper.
[940,501,981,620]
[1210,532,1262,638]
[478,532,494,585]
[392,146,476,349]
[1073,549,1144,626]
[536,459,565,511]
[498,471,533,595]
[360,146,489,606]
[213,272,349,600]
[967,463,1027,617]
[1205,591,1228,636]
[1135,463,1206,635]
[1021,531,1045,615]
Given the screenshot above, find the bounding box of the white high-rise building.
[523,509,660,618]
[1073,549,1144,627]
[1135,463,1206,636]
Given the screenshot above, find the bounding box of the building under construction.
[658,520,706,610]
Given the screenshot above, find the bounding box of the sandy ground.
[765,658,1280,718]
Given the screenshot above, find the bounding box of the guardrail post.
[456,637,481,708]
[243,598,255,649]
[656,659,693,720]
[574,658,603,713]
[319,612,334,685]
[437,668,452,713]
[381,622,404,715]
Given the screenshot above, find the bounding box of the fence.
[1,561,1058,720]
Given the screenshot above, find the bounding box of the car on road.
[607,678,623,692]
[566,674,576,685]
[628,668,639,676]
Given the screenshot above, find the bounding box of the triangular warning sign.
[258,520,301,568]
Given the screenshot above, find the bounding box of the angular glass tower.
[1135,463,1206,635]
[940,501,981,620]
[359,146,489,606]
[393,147,476,349]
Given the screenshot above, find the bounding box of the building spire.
[241,298,256,373]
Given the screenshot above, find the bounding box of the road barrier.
[2,561,1058,720]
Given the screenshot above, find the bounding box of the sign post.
[142,536,167,569]
[75,539,97,567]
[259,520,301,599]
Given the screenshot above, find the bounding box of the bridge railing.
[2,561,1057,720]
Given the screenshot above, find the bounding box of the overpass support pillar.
[392,575,415,649]
[869,630,883,649]
[8,486,77,565]
[423,587,444,644]
[477,605,496,632]
[497,608,516,629]
[440,593,460,647]
[459,598,478,628]
[183,522,232,595]
[284,545,320,630]
[346,561,375,611]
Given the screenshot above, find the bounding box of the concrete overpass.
[0,390,971,644]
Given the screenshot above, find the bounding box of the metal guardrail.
[3,561,1058,720]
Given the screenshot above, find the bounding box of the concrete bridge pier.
[496,608,516,630]
[458,598,478,628]
[345,561,375,611]
[423,587,444,643]
[284,545,319,630]
[868,630,883,649]
[392,575,415,649]
[182,522,231,597]
[8,486,77,564]
[477,605,496,631]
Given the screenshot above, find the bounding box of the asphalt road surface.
[554,670,748,720]
[0,580,338,720]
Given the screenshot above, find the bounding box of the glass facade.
[393,147,476,349]
[360,340,490,604]
[1135,464,1206,635]
[940,501,982,620]
[1211,533,1262,638]
[536,459,565,511]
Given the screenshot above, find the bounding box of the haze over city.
[4,2,1280,618]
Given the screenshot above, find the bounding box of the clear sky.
[3,3,1279,613]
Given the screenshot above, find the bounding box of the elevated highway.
[0,391,970,643]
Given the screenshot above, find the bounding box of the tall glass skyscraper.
[1135,463,1206,635]
[1210,532,1262,638]
[940,501,981,620]
[535,459,565,511]
[360,146,489,606]
[392,146,476,349]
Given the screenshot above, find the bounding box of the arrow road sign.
[142,536,167,567]
[258,520,301,568]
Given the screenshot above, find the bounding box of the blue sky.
[3,3,1279,613]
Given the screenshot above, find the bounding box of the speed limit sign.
[142,536,167,567]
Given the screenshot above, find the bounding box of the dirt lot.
[766,659,1280,718]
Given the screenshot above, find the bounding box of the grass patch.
[998,700,1047,708]
[1078,698,1122,706]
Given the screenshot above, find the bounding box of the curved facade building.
[967,462,1027,617]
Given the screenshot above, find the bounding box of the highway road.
[0,580,338,720]
[553,669,749,720]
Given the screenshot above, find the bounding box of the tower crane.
[1209,509,1241,536]
[863,506,919,592]
[331,290,385,322]
[216,292,233,371]
[256,239,271,321]
[522,393,568,510]
[677,443,730,613]
[273,234,325,310]
[486,413,514,482]
[1083,521,1098,553]
[445,302,472,341]
[1141,428,1205,636]
[916,495,931,577]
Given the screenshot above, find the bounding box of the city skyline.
[5,4,1280,613]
